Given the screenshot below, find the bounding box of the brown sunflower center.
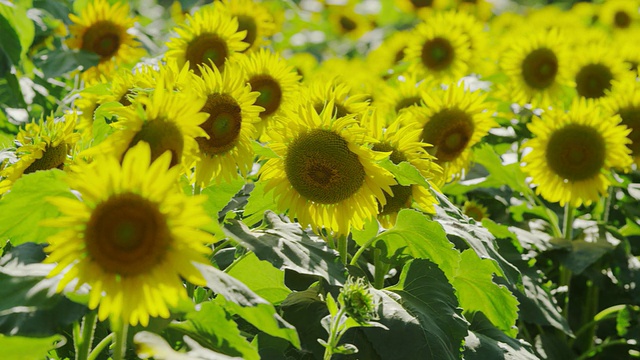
[545,124,606,181]
[614,11,631,29]
[394,47,406,64]
[82,21,122,59]
[118,90,135,106]
[186,33,229,74]
[463,204,485,221]
[23,144,68,174]
[521,48,558,89]
[395,96,422,112]
[128,120,184,167]
[285,129,365,204]
[575,63,613,99]
[421,108,474,163]
[421,37,455,72]
[85,192,171,276]
[618,106,640,156]
[339,16,357,32]
[249,75,282,117]
[314,102,349,119]
[410,0,433,8]
[197,93,243,156]
[237,14,258,50]
[373,142,412,215]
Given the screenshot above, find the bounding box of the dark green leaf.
[0,12,22,68]
[223,211,347,286]
[561,240,615,275]
[34,49,100,79]
[464,312,537,360]
[135,331,244,360]
[280,285,329,358]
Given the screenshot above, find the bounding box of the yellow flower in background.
[598,0,639,31]
[522,99,633,207]
[603,79,640,166]
[327,4,373,40]
[375,72,433,120]
[191,63,262,187]
[395,0,449,15]
[404,14,471,84]
[218,0,276,53]
[364,110,442,228]
[0,113,80,194]
[405,84,496,181]
[85,77,208,170]
[455,0,494,21]
[67,0,145,82]
[286,52,318,81]
[44,142,216,327]
[305,76,370,120]
[500,28,573,108]
[366,30,413,78]
[312,57,384,99]
[571,43,632,101]
[165,5,247,75]
[237,49,301,137]
[259,102,396,235]
[462,200,489,222]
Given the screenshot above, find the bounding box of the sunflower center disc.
[545,124,606,181]
[249,75,282,116]
[421,108,474,162]
[395,96,422,112]
[82,21,122,59]
[128,119,184,167]
[421,37,454,72]
[285,129,365,204]
[614,11,631,28]
[521,48,559,89]
[23,144,68,174]
[86,192,171,276]
[618,106,640,156]
[575,63,613,99]
[197,93,243,156]
[339,16,358,32]
[237,15,258,50]
[186,33,229,74]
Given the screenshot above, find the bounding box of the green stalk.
[575,339,630,360]
[75,311,98,360]
[87,333,114,360]
[323,307,347,360]
[349,234,380,266]
[373,249,386,289]
[559,204,575,319]
[337,235,348,266]
[112,322,129,360]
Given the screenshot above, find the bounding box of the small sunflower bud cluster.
[339,276,378,324]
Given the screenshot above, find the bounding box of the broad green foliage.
[0,334,65,360]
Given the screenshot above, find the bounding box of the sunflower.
[85,78,208,171]
[395,0,449,15]
[571,43,632,101]
[312,57,384,99]
[462,200,489,221]
[258,102,396,235]
[165,5,248,75]
[603,79,640,166]
[286,52,318,81]
[66,0,145,82]
[363,110,442,227]
[500,28,573,108]
[404,84,496,181]
[366,30,413,78]
[404,15,471,84]
[375,72,433,120]
[217,0,276,53]
[237,49,301,137]
[191,63,262,187]
[521,99,633,208]
[0,112,80,194]
[327,4,373,40]
[44,142,216,327]
[455,0,494,21]
[599,0,638,31]
[305,76,370,121]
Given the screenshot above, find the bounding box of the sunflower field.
[1,0,640,359]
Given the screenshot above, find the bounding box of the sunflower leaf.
[225,252,291,304]
[463,312,538,360]
[0,170,74,246]
[0,334,65,360]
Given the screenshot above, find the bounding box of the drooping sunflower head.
[44,142,216,327]
[259,101,396,235]
[522,99,634,207]
[603,79,640,166]
[67,0,145,82]
[218,0,277,53]
[237,49,301,136]
[165,5,248,75]
[85,78,209,171]
[0,112,80,194]
[500,28,573,108]
[571,43,633,101]
[404,15,471,83]
[363,110,442,227]
[190,62,262,187]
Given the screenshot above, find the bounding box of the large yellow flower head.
[0,112,80,194]
[191,63,262,187]
[218,0,277,53]
[86,77,208,171]
[522,99,633,207]
[603,79,640,166]
[259,102,396,235]
[404,14,471,84]
[67,0,145,82]
[404,84,496,181]
[236,49,301,137]
[571,43,633,102]
[363,110,442,228]
[44,142,216,327]
[500,28,573,108]
[165,5,248,75]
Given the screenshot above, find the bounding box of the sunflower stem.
[87,333,114,360]
[373,248,386,289]
[112,321,128,360]
[559,204,575,321]
[349,234,380,266]
[337,235,348,266]
[75,311,97,360]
